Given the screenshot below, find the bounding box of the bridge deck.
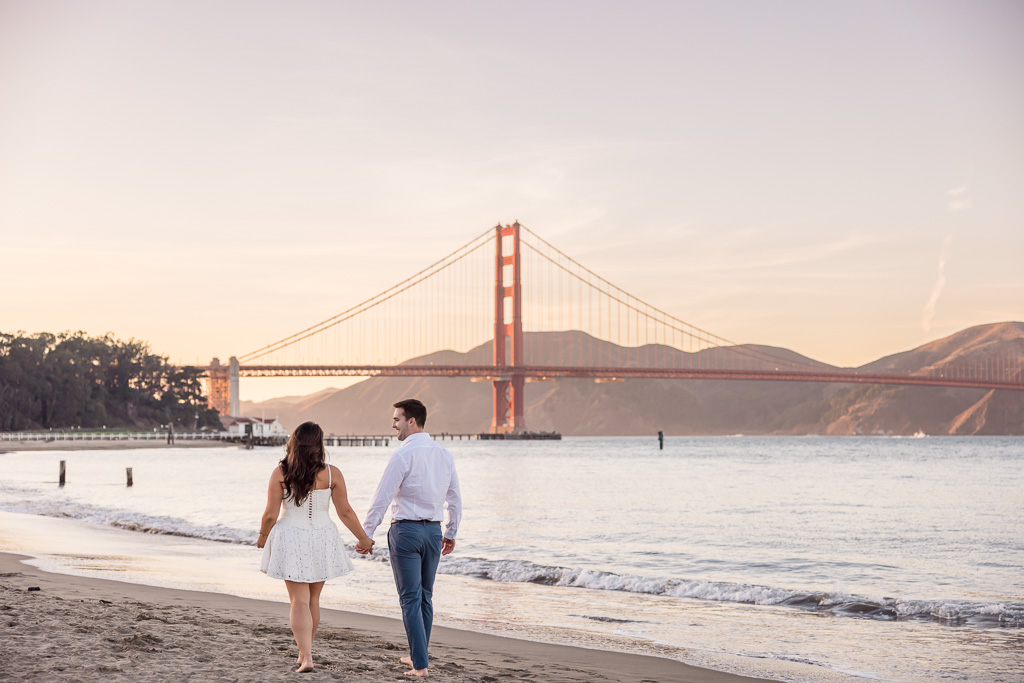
[234,364,1024,391]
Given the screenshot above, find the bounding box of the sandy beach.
[0,552,768,682]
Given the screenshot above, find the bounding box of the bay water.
[1,436,1021,681]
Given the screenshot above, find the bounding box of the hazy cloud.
[947,187,972,212]
[922,236,953,333]
[676,233,877,275]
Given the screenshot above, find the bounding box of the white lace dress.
[260,467,354,582]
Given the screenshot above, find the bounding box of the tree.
[0,331,221,430]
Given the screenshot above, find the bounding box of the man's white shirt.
[362,432,462,540]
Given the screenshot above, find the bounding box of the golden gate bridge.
[206,222,1024,433]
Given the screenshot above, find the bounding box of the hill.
[822,321,1024,435]
[240,323,1024,436]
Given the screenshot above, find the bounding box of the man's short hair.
[394,398,427,428]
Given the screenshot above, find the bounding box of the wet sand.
[0,552,770,682]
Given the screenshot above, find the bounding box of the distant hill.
[241,323,1024,436]
[823,321,1024,436]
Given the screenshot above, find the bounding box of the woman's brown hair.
[280,421,327,505]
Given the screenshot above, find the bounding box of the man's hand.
[441,537,455,556]
[355,537,375,555]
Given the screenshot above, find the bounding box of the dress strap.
[327,464,332,488]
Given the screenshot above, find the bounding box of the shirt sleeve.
[443,461,462,540]
[362,451,409,539]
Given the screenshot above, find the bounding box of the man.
[360,398,462,678]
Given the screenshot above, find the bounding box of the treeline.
[0,331,221,432]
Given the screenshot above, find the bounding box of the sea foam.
[3,485,1021,628]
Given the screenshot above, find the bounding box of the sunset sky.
[2,1,1022,402]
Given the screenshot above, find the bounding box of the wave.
[0,489,379,557]
[436,557,1024,628]
[2,491,1020,628]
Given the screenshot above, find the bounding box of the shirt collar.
[401,431,430,444]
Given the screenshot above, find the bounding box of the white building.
[222,417,288,439]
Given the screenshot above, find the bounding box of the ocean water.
[0,436,1022,682]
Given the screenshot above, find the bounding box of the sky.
[2,0,1022,402]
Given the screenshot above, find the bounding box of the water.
[1,436,1022,682]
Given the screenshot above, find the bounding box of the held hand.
[355,537,375,555]
[441,537,455,556]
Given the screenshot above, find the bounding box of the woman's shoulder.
[270,464,285,480]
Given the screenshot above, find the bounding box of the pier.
[325,435,391,447]
[0,431,225,443]
[476,431,561,440]
[1,430,561,447]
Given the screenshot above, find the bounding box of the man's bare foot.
[399,655,428,676]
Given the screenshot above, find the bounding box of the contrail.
[922,236,953,333]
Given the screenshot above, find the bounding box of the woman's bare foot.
[295,659,314,673]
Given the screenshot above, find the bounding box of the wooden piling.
[59,460,66,486]
[126,467,133,487]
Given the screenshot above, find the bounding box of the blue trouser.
[388,521,443,670]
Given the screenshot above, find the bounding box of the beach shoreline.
[0,439,238,453]
[0,551,770,682]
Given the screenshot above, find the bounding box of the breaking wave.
[436,558,1024,628]
[2,488,1020,628]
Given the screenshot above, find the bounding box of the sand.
[0,552,769,682]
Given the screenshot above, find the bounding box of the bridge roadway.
[236,364,1024,392]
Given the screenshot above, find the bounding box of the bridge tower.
[206,358,230,416]
[492,221,526,433]
[205,356,240,417]
[229,356,240,417]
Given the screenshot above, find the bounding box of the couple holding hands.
[257,398,461,677]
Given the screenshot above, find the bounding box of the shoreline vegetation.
[0,331,221,433]
[0,552,768,682]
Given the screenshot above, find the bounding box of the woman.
[257,421,374,673]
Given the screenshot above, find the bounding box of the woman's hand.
[259,467,284,550]
[355,537,375,555]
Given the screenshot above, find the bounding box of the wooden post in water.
[658,430,664,450]
[59,460,66,486]
[126,467,133,487]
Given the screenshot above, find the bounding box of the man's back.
[396,434,455,510]
[363,431,461,539]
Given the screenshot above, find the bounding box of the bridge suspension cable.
[229,222,1022,388]
[238,227,493,364]
[519,226,822,372]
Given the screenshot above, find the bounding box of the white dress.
[260,466,354,582]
